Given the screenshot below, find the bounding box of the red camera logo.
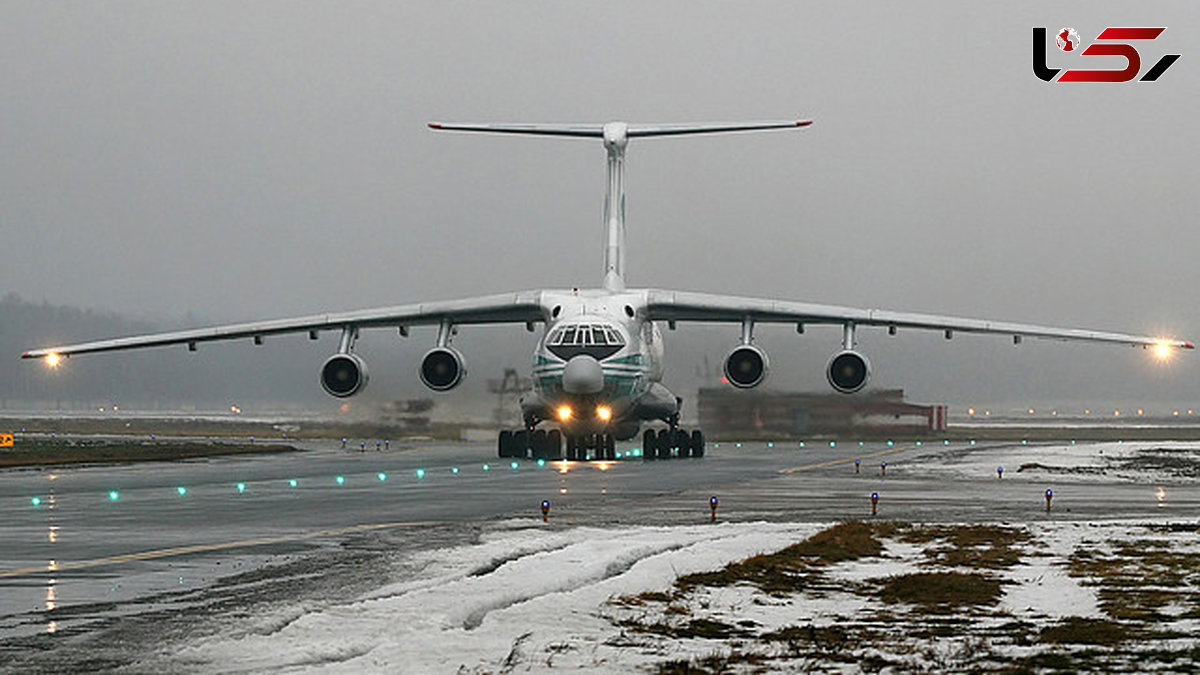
[1033,27,1180,82]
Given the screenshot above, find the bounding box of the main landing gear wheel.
[547,429,563,460]
[641,428,705,460]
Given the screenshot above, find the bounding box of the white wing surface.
[644,290,1193,350]
[22,292,546,359]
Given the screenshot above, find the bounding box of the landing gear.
[641,427,705,460]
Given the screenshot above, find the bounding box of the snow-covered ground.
[911,441,1200,484]
[143,516,1200,673]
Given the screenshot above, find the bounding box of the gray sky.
[3,1,1198,409]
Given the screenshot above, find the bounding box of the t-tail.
[429,120,812,292]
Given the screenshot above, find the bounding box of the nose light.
[596,405,612,422]
[557,405,573,421]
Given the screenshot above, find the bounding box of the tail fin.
[429,120,812,291]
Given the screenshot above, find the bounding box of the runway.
[1,436,1198,671]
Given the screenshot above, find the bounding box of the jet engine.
[420,347,466,391]
[320,353,369,398]
[723,345,769,389]
[826,350,870,394]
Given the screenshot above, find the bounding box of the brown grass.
[674,521,888,594]
[877,571,1004,610]
[899,524,1031,570]
[1038,617,1132,645]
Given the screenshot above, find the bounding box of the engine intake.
[420,347,466,391]
[826,350,870,394]
[723,345,769,389]
[320,353,369,398]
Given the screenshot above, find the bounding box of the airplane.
[23,120,1193,462]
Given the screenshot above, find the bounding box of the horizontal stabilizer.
[428,120,811,139]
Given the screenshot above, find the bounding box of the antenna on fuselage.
[428,119,812,292]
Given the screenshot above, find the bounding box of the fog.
[2,2,1197,412]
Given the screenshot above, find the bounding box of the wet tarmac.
[1,436,1197,672]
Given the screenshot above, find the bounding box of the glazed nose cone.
[562,355,604,394]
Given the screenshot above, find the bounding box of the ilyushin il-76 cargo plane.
[24,120,1193,461]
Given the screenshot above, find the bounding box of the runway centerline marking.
[778,445,917,475]
[0,520,444,579]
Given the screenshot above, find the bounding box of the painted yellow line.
[778,445,916,475]
[0,520,444,579]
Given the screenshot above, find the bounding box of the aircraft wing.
[22,292,546,359]
[644,290,1193,350]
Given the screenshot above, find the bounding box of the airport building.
[697,387,947,439]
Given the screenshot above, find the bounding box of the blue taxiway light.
[177,486,187,496]
[886,441,894,447]
[482,464,490,471]
[451,467,459,474]
[416,469,426,479]
[510,461,519,469]
[799,442,805,448]
[288,479,298,487]
[377,473,387,481]
[109,491,120,501]
[537,459,546,466]
[767,442,774,448]
[236,483,246,493]
[970,440,976,446]
[335,476,345,485]
[31,496,41,506]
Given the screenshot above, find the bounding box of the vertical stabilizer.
[429,120,811,291]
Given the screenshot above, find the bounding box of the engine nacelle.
[826,350,871,394]
[420,347,466,391]
[320,353,369,398]
[723,344,769,389]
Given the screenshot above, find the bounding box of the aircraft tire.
[676,429,692,459]
[547,430,563,460]
[513,430,530,459]
[532,429,547,459]
[642,429,657,460]
[691,430,705,458]
[603,433,616,460]
[498,430,513,458]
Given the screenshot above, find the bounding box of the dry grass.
[876,571,1005,610]
[0,438,296,468]
[900,524,1031,570]
[1038,617,1133,646]
[674,521,888,594]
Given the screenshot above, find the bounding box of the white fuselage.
[523,289,672,435]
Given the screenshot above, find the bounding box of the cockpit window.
[546,323,625,360]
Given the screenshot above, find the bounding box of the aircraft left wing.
[22,292,547,359]
[644,290,1193,350]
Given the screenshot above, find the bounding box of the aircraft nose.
[562,355,605,394]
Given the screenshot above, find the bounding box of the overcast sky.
[2,2,1198,409]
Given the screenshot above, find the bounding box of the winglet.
[1186,342,1195,350]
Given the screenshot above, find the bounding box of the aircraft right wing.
[22,291,547,360]
[644,289,1193,351]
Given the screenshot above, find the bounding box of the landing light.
[596,406,612,422]
[44,353,61,368]
[556,405,573,421]
[1153,342,1173,361]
